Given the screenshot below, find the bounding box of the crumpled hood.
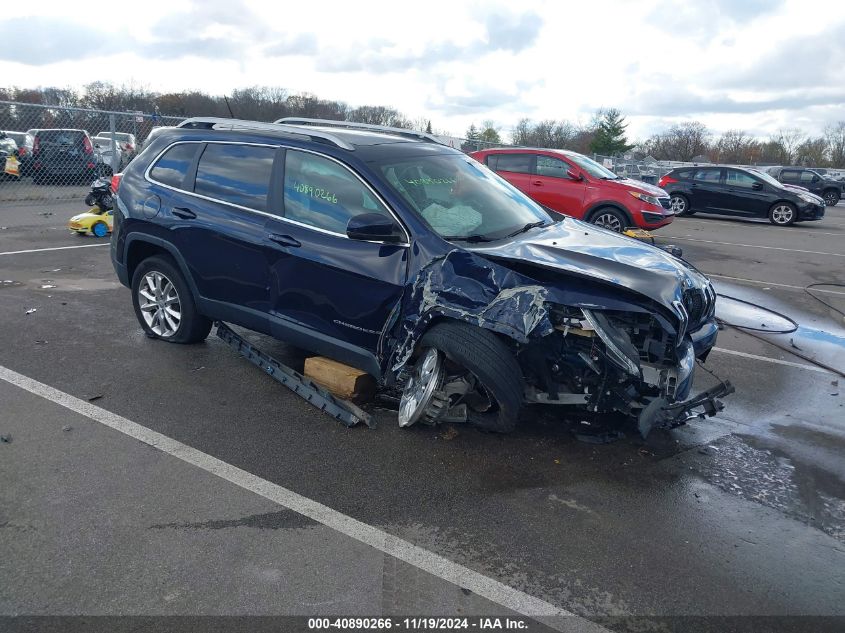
[468,218,709,311]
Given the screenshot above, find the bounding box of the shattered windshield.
[377,154,551,241]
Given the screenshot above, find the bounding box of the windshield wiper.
[444,234,495,243]
[505,220,547,238]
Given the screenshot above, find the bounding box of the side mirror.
[751,182,763,190]
[566,168,582,181]
[347,213,404,243]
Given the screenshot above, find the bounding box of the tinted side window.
[194,143,275,211]
[284,150,391,234]
[536,156,571,178]
[150,143,199,189]
[674,169,693,180]
[495,153,533,174]
[485,155,498,170]
[800,171,816,183]
[780,170,799,183]
[694,168,721,183]
[726,170,757,188]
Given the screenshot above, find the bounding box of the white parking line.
[0,244,111,256]
[672,218,844,236]
[710,347,833,374]
[0,364,603,632]
[664,237,845,257]
[707,274,845,296]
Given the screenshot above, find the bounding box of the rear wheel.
[399,322,523,433]
[131,256,211,344]
[769,202,797,226]
[590,207,627,232]
[91,221,108,237]
[670,194,694,216]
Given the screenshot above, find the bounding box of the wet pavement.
[1,199,844,631]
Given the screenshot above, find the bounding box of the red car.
[470,148,675,232]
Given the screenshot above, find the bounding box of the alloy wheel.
[670,195,686,214]
[398,348,444,427]
[593,212,623,232]
[824,192,838,206]
[771,205,794,225]
[138,271,182,337]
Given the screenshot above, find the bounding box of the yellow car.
[69,208,113,237]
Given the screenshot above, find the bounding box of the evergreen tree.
[589,108,632,156]
[425,120,432,134]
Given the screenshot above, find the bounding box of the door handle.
[268,233,301,248]
[172,207,196,219]
[532,180,543,186]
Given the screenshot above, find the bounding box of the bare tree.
[824,121,845,168]
[348,105,409,127]
[644,121,711,161]
[713,129,758,164]
[769,128,805,164]
[796,137,829,167]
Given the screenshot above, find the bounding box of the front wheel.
[91,221,108,238]
[823,190,839,207]
[590,207,627,232]
[399,321,523,433]
[769,202,797,226]
[131,256,211,343]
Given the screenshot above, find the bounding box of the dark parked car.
[469,147,675,232]
[658,165,826,226]
[765,167,842,207]
[3,131,34,176]
[30,128,102,185]
[111,117,730,438]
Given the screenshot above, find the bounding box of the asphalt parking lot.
[1,197,844,632]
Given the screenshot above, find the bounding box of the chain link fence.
[1,101,181,204]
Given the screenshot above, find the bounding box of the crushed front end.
[519,288,733,437]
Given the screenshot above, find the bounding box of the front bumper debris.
[637,380,735,438]
[215,322,372,428]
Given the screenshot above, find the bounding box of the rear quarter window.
[194,143,276,211]
[149,143,199,189]
[674,169,693,180]
[493,153,533,174]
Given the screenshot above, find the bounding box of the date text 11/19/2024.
[308,617,530,630]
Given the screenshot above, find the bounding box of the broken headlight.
[582,309,642,377]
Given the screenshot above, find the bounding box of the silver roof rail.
[276,117,446,146]
[176,117,355,151]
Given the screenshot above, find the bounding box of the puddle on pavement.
[689,434,845,541]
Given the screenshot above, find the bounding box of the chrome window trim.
[144,140,410,247]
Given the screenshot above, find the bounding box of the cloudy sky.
[2,0,843,141]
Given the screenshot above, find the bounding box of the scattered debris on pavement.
[0,434,11,443]
[25,308,36,315]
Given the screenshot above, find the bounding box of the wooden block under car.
[304,356,376,402]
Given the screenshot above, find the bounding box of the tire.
[91,221,108,237]
[822,189,839,207]
[589,207,627,232]
[769,202,797,226]
[417,321,523,433]
[670,193,695,216]
[131,255,211,344]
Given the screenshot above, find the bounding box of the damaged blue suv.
[111,117,732,437]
